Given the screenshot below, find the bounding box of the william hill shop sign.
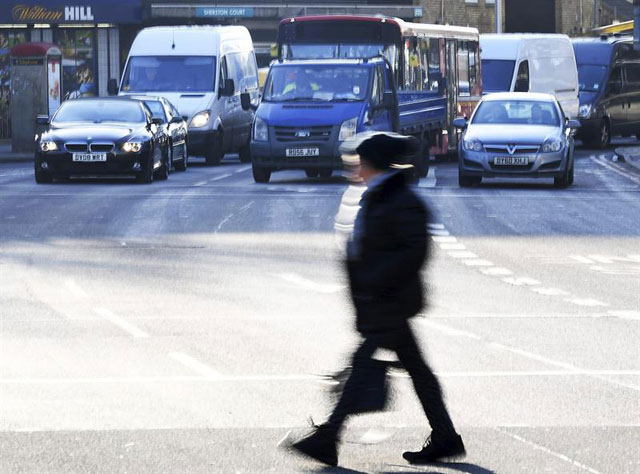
[5,2,141,24]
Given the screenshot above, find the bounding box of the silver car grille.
[484,144,540,154]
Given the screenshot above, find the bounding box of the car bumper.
[459,149,568,178]
[251,134,343,170]
[187,129,216,156]
[35,150,146,175]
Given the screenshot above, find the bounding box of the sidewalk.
[0,140,33,163]
[614,145,640,173]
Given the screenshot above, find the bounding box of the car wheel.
[458,169,475,188]
[252,164,271,183]
[554,165,570,188]
[318,168,333,179]
[156,147,171,180]
[205,130,224,166]
[568,157,574,186]
[305,169,319,178]
[34,166,52,184]
[175,145,188,172]
[596,119,611,149]
[136,154,154,184]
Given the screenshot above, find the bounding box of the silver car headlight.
[462,138,483,152]
[578,104,592,119]
[122,142,142,153]
[40,140,58,152]
[541,137,564,153]
[253,117,268,142]
[190,111,210,128]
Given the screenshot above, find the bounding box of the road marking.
[608,310,640,320]
[429,229,450,236]
[168,352,222,379]
[235,165,251,173]
[439,242,466,250]
[463,259,494,267]
[480,267,513,276]
[194,180,208,186]
[64,279,88,299]
[419,167,436,188]
[427,223,445,230]
[502,277,541,286]
[215,213,234,233]
[448,251,478,259]
[494,428,604,474]
[571,255,595,264]
[276,272,345,294]
[531,287,570,296]
[93,307,149,338]
[209,173,232,181]
[564,298,609,307]
[591,154,640,186]
[421,319,482,340]
[432,236,457,243]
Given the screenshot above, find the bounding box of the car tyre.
[155,147,170,180]
[458,169,476,188]
[205,130,224,166]
[252,164,271,183]
[305,169,319,178]
[417,137,430,178]
[554,165,571,188]
[175,145,188,172]
[318,168,332,179]
[595,119,611,149]
[136,154,154,184]
[34,167,52,184]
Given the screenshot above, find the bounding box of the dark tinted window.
[142,100,167,121]
[481,59,515,92]
[625,64,640,92]
[606,67,623,97]
[514,60,529,92]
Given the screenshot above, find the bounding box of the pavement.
[0,140,33,163]
[1,149,640,473]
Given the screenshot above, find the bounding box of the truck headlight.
[253,117,268,142]
[122,142,142,153]
[462,138,483,152]
[190,111,210,128]
[339,117,358,141]
[541,137,563,153]
[40,141,57,152]
[578,104,592,118]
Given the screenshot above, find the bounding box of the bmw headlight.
[339,117,358,141]
[253,117,268,142]
[40,140,58,152]
[122,142,142,153]
[190,111,210,128]
[578,104,592,118]
[541,137,564,153]
[462,138,483,152]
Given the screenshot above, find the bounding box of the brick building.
[417,0,634,35]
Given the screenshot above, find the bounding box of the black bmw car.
[35,98,170,183]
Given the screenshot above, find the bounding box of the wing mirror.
[382,91,394,109]
[221,79,235,97]
[35,115,49,126]
[566,119,581,129]
[240,92,258,111]
[452,117,468,129]
[151,117,164,126]
[107,78,118,96]
[170,116,183,124]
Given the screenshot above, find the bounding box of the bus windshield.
[282,43,397,65]
[264,64,371,102]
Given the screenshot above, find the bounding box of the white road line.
[531,287,570,296]
[168,352,222,379]
[235,165,251,173]
[565,298,609,307]
[194,180,208,186]
[463,259,494,267]
[571,255,595,264]
[276,272,345,294]
[591,154,640,186]
[448,251,478,259]
[419,167,437,188]
[420,319,482,340]
[209,173,233,181]
[215,213,234,233]
[502,277,541,286]
[480,267,513,276]
[432,236,457,243]
[93,307,149,338]
[427,223,445,230]
[64,279,88,299]
[608,310,640,320]
[439,242,466,250]
[429,229,450,236]
[494,428,604,474]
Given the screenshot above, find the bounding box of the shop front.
[0,1,141,138]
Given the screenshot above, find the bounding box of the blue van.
[573,35,640,148]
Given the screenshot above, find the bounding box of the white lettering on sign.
[64,6,94,21]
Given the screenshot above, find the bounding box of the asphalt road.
[1,145,639,474]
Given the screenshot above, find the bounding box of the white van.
[116,26,259,165]
[480,34,579,119]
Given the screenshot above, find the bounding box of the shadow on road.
[306,461,496,474]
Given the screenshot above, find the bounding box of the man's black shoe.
[287,423,339,466]
[402,433,466,464]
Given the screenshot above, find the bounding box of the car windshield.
[142,100,167,121]
[121,56,216,93]
[264,64,371,102]
[472,100,560,126]
[52,100,146,124]
[481,60,516,92]
[577,64,608,92]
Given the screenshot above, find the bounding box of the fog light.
[132,161,141,171]
[41,161,48,169]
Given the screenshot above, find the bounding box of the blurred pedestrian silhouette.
[286,132,465,467]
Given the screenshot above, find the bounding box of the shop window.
[57,29,95,100]
[0,31,27,138]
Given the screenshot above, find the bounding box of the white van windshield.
[122,56,217,93]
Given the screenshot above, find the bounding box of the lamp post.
[495,0,502,33]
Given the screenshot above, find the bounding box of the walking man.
[287,132,465,466]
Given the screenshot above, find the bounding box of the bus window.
[469,41,479,93]
[458,41,470,96]
[428,38,443,92]
[403,39,426,91]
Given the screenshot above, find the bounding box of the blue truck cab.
[248,58,399,183]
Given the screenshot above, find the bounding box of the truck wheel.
[305,169,319,178]
[318,168,332,179]
[417,137,430,178]
[252,165,271,183]
[205,131,224,166]
[239,139,252,163]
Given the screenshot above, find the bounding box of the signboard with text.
[4,2,140,24]
[195,6,255,18]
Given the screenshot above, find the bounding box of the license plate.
[286,148,319,157]
[72,153,107,162]
[493,156,528,166]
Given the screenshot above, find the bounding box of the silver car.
[455,92,580,188]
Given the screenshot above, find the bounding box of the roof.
[482,92,557,102]
[572,35,632,46]
[10,42,61,57]
[272,58,383,67]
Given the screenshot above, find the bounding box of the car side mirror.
[35,115,49,126]
[452,117,468,129]
[107,78,118,96]
[151,117,164,126]
[170,116,182,124]
[221,78,235,97]
[241,92,253,111]
[182,115,189,121]
[566,119,581,130]
[382,91,394,109]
